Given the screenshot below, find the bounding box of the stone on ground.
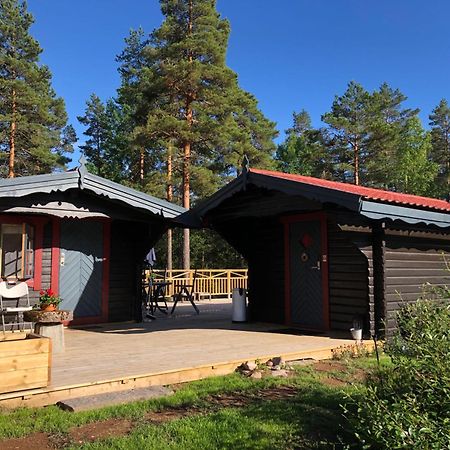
[271,369,288,378]
[242,361,258,371]
[250,371,263,379]
[289,358,315,367]
[56,386,173,412]
[271,356,285,367]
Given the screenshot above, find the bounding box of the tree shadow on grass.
[201,384,359,450]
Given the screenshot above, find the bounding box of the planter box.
[0,333,51,394]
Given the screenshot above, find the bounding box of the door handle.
[310,260,321,270]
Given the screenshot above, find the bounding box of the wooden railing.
[149,269,248,300]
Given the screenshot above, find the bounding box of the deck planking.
[1,301,357,407]
[51,301,351,388]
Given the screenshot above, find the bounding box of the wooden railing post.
[227,270,231,300]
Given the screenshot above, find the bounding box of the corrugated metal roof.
[0,164,185,219]
[251,168,450,213]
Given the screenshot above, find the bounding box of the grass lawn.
[0,356,388,449]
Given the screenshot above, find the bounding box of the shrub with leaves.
[344,297,450,449]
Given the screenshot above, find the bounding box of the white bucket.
[350,327,363,341]
[232,288,247,322]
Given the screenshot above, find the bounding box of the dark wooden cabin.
[183,167,450,337]
[0,160,184,325]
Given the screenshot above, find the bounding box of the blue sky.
[28,0,450,166]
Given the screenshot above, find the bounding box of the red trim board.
[51,218,60,296]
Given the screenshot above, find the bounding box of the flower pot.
[41,304,57,312]
[350,327,362,341]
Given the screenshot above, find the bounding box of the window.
[0,223,34,279]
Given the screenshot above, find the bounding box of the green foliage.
[322,81,371,184]
[155,228,246,269]
[138,0,278,191]
[390,117,438,195]
[80,1,278,200]
[0,0,75,176]
[77,0,279,268]
[429,98,450,195]
[345,298,450,449]
[276,110,332,178]
[365,83,419,188]
[77,94,109,176]
[77,95,134,183]
[279,82,438,196]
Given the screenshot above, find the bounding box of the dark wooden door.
[59,220,104,320]
[289,219,327,329]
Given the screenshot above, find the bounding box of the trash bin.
[232,287,247,322]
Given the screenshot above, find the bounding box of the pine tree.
[77,94,108,176]
[365,83,418,188]
[276,110,331,177]
[429,99,450,193]
[322,82,371,185]
[137,0,277,268]
[0,0,74,177]
[78,95,135,183]
[392,116,437,195]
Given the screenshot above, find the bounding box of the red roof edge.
[250,168,450,213]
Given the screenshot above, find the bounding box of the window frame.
[0,223,34,280]
[0,215,46,290]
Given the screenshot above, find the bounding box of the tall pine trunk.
[354,140,360,185]
[139,148,145,187]
[446,132,450,187]
[182,0,194,270]
[166,143,173,271]
[8,88,16,178]
[182,138,191,269]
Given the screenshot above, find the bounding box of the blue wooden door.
[289,220,325,329]
[59,221,104,319]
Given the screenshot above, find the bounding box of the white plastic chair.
[0,281,33,333]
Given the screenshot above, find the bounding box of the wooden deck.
[0,301,356,408]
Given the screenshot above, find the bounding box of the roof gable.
[251,169,450,213]
[0,161,185,219]
[184,168,450,228]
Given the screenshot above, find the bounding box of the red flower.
[39,290,45,295]
[46,289,54,297]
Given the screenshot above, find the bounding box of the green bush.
[344,297,450,449]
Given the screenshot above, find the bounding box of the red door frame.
[53,217,110,325]
[280,211,330,331]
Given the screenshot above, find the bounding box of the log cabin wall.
[108,220,149,322]
[327,222,372,334]
[383,228,450,336]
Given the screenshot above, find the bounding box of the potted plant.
[38,289,61,312]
